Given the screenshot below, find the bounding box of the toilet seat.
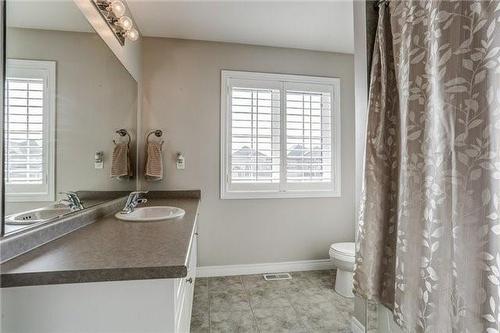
[329,242,355,262]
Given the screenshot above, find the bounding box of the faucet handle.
[127,191,148,201]
[58,191,83,210]
[130,191,148,196]
[121,191,148,214]
[59,191,80,201]
[60,191,77,196]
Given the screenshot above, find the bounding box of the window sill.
[220,190,341,200]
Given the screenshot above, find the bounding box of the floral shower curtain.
[354,1,500,332]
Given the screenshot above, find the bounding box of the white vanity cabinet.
[1,232,198,333]
[175,230,197,333]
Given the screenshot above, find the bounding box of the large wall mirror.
[3,1,138,235]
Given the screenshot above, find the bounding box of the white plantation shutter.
[227,79,281,192]
[285,82,334,191]
[6,78,44,184]
[5,59,55,202]
[221,71,340,199]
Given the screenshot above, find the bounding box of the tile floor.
[190,270,374,333]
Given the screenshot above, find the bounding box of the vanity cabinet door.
[175,228,198,332]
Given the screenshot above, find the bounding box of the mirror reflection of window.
[5,59,56,203]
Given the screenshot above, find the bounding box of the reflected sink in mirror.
[5,206,74,225]
[115,206,185,222]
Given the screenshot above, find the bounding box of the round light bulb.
[110,0,126,18]
[125,28,139,41]
[118,16,133,31]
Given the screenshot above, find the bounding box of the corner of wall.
[73,0,142,82]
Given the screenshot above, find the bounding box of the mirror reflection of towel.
[111,143,133,179]
[145,142,163,181]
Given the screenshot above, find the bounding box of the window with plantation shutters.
[221,71,340,199]
[5,59,56,202]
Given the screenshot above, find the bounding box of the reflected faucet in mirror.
[59,192,84,211]
[121,191,148,214]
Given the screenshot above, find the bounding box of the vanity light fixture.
[118,16,133,30]
[125,28,139,41]
[109,0,126,17]
[91,0,139,45]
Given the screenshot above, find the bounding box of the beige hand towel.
[111,143,132,179]
[145,141,163,181]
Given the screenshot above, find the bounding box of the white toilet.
[329,242,355,298]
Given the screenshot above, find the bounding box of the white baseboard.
[197,259,333,278]
[351,316,365,333]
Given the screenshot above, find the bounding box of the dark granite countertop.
[0,193,200,288]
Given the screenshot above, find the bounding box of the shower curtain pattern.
[354,1,500,332]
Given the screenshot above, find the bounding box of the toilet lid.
[330,242,355,257]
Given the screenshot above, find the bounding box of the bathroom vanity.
[0,192,200,333]
[0,1,202,332]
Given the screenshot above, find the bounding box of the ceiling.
[7,1,93,33]
[127,0,354,54]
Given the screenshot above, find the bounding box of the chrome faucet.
[60,191,84,211]
[121,191,148,214]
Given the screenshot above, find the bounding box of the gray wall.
[141,37,355,266]
[6,28,137,214]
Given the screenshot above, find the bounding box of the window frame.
[5,59,56,202]
[220,70,341,199]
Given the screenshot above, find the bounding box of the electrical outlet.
[176,153,185,170]
[95,151,104,169]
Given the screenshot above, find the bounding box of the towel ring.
[147,129,164,145]
[113,129,131,145]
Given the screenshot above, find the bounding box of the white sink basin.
[6,207,73,225]
[115,206,185,222]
